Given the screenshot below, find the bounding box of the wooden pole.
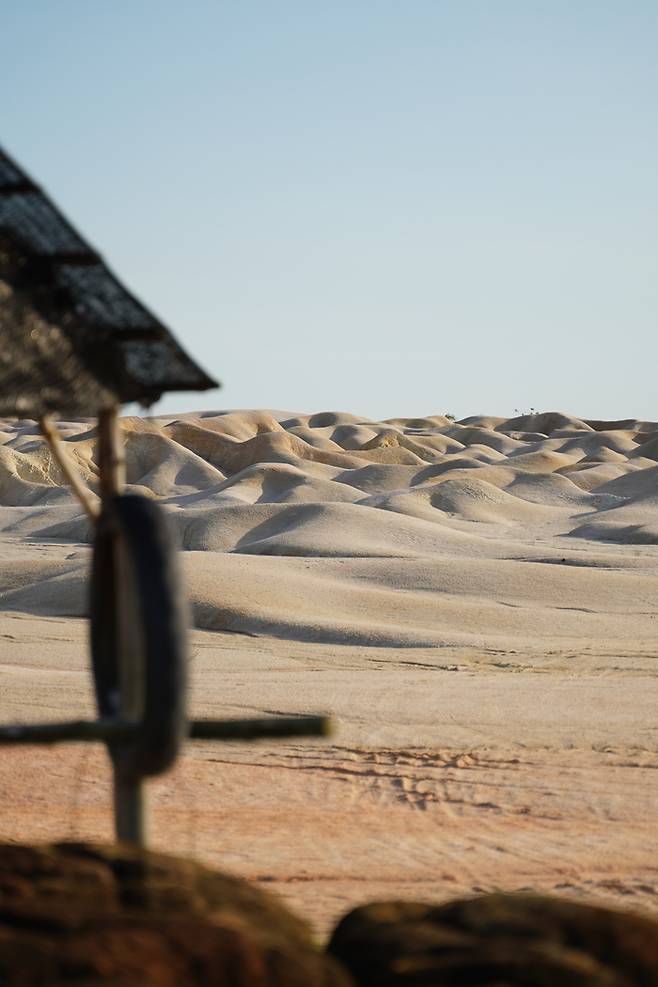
[98,407,125,498]
[0,715,331,745]
[114,775,146,847]
[7,408,336,850]
[39,416,99,521]
[98,408,145,846]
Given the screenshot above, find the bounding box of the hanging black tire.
[90,494,188,781]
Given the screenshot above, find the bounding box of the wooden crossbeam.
[0,712,330,848]
[0,716,330,745]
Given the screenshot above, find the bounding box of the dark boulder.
[328,893,658,986]
[0,842,352,986]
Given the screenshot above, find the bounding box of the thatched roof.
[0,146,218,417]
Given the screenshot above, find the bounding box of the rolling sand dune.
[1,408,657,934]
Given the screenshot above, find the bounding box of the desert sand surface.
[0,408,657,936]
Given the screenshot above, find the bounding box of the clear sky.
[3,2,657,421]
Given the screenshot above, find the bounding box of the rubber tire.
[90,494,188,781]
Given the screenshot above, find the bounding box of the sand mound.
[585,417,658,432]
[216,431,367,474]
[0,565,88,617]
[456,414,508,429]
[184,410,286,439]
[570,520,658,545]
[504,472,607,508]
[5,542,657,649]
[560,463,636,491]
[306,411,372,428]
[395,476,555,523]
[123,432,226,495]
[0,447,73,506]
[2,408,658,650]
[496,411,593,435]
[594,462,658,498]
[186,501,501,559]
[209,463,362,506]
[385,415,456,429]
[443,425,521,454]
[630,433,658,462]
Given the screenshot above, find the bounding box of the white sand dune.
[1,408,658,932]
[3,405,658,652]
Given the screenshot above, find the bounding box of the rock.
[0,842,352,986]
[328,892,658,986]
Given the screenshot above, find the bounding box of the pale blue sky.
[3,2,657,420]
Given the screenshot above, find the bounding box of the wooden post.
[114,775,146,847]
[98,407,125,498]
[0,716,331,745]
[98,408,146,846]
[6,408,332,847]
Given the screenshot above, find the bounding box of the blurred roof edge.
[0,144,219,418]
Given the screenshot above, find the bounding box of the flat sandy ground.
[1,408,657,935]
